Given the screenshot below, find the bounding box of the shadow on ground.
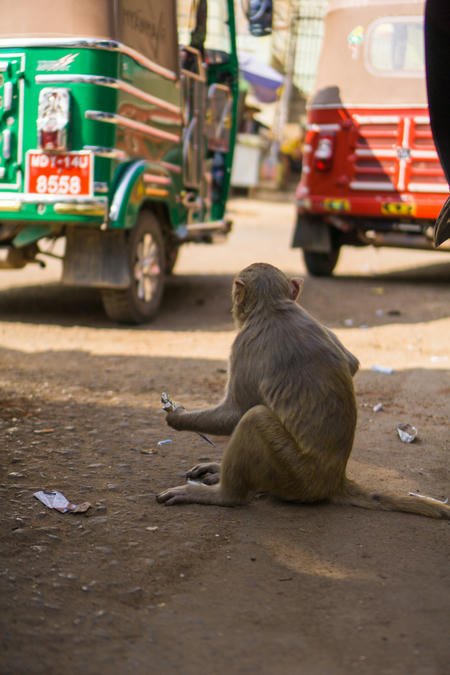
[0,258,449,330]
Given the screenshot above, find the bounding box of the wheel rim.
[134,233,161,303]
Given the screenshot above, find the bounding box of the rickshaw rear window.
[367,18,424,76]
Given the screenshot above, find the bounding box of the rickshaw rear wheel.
[302,247,340,277]
[101,210,165,323]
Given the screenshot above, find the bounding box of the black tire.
[101,210,165,323]
[165,242,180,274]
[302,247,340,277]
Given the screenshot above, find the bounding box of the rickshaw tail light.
[37,88,70,151]
[314,132,335,171]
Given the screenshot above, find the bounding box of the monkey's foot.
[186,462,221,485]
[156,482,228,506]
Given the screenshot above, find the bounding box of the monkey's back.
[232,302,357,477]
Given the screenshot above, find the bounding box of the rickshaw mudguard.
[108,160,176,230]
[63,160,177,289]
[292,214,332,253]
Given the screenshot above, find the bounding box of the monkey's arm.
[165,399,241,436]
[323,327,359,376]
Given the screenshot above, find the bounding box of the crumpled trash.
[397,424,418,443]
[33,490,91,513]
[161,392,177,412]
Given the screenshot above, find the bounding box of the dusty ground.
[0,196,449,675]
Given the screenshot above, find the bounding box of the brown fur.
[157,263,449,519]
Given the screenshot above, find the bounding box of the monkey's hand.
[165,406,187,430]
[186,462,221,485]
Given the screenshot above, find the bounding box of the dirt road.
[1,197,449,675]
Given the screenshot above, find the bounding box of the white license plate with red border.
[26,151,93,197]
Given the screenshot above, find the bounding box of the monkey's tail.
[331,478,450,520]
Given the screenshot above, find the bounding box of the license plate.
[381,201,415,216]
[26,151,92,196]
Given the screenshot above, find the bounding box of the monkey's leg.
[186,462,221,484]
[157,406,299,506]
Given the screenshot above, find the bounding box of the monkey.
[157,262,450,520]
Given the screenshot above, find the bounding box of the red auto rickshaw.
[293,0,450,276]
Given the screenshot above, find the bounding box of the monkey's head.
[232,263,303,325]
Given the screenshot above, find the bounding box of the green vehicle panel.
[0,0,270,322]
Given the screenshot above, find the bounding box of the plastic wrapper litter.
[34,490,91,513]
[397,423,418,443]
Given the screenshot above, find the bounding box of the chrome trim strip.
[18,75,25,167]
[0,38,177,80]
[83,145,129,161]
[402,117,411,147]
[0,37,116,48]
[0,200,21,211]
[414,116,430,124]
[408,183,449,193]
[355,149,440,160]
[410,150,439,159]
[350,181,396,191]
[160,160,181,175]
[3,81,12,110]
[355,149,397,158]
[0,53,25,190]
[143,173,171,186]
[398,159,407,192]
[54,202,107,216]
[0,192,107,206]
[36,73,182,118]
[85,110,180,143]
[2,129,11,159]
[36,74,116,86]
[307,123,340,132]
[397,117,411,191]
[308,103,428,111]
[353,115,400,124]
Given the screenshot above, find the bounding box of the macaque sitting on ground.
[157,263,449,519]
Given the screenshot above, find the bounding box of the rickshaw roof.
[0,0,179,73]
[310,0,428,108]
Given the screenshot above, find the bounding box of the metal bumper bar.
[176,219,232,243]
[0,193,108,217]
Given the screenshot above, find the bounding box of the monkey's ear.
[290,278,303,301]
[234,279,246,304]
